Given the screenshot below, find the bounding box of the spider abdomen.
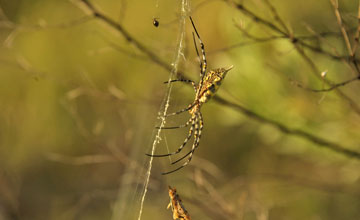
[199,81,221,103]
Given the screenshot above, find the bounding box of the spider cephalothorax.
[197,67,233,104]
[146,17,233,175]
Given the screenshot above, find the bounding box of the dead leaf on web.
[167,186,191,220]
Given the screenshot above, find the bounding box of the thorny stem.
[72,0,360,160]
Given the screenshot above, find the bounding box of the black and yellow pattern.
[198,67,233,104]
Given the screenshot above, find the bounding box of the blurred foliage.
[1,0,360,219]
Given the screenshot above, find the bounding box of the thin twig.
[213,96,360,159]
[226,0,360,63]
[0,15,93,30]
[234,20,283,41]
[212,28,358,55]
[291,75,360,92]
[226,0,360,115]
[74,0,171,73]
[304,24,357,75]
[329,0,360,75]
[352,0,360,55]
[263,0,290,35]
[225,0,346,60]
[294,43,360,115]
[293,24,360,92]
[330,0,353,56]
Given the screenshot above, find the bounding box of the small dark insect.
[153,18,159,27]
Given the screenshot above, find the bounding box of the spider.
[146,16,233,175]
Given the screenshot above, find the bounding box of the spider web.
[110,0,190,219]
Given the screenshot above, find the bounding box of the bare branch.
[46,153,117,165]
[293,43,360,115]
[330,0,353,56]
[225,0,359,62]
[225,0,360,115]
[291,75,360,92]
[263,0,290,35]
[352,0,360,54]
[329,0,360,75]
[72,0,170,71]
[213,28,358,55]
[304,24,357,74]
[213,96,360,159]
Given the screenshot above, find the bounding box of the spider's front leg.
[163,79,197,94]
[164,79,195,86]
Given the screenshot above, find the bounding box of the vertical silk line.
[136,0,189,220]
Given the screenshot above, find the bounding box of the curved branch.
[292,75,360,92]
[75,0,171,72]
[213,96,360,159]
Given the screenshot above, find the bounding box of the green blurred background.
[1,0,360,219]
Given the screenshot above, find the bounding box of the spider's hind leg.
[155,116,193,129]
[145,115,196,158]
[161,112,202,175]
[165,102,196,117]
[170,112,203,165]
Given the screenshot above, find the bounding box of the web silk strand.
[136,1,189,220]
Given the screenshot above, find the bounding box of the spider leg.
[161,112,201,175]
[165,102,196,117]
[164,79,196,92]
[192,32,202,75]
[146,115,196,158]
[164,79,197,92]
[155,116,193,129]
[170,111,203,165]
[164,79,195,85]
[190,16,207,88]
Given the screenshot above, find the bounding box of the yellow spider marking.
[197,66,233,105]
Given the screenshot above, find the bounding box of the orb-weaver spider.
[146,16,233,175]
